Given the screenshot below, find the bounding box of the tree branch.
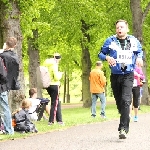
[142,2,150,23]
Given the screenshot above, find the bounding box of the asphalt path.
[0,113,149,150]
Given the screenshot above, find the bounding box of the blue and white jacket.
[98,35,143,74]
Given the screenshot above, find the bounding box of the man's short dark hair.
[96,61,102,66]
[6,37,17,48]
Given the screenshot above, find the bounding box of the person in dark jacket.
[98,20,143,139]
[0,37,19,90]
[0,37,20,135]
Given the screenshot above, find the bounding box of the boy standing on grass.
[89,61,106,118]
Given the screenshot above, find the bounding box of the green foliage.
[142,5,150,86]
[23,1,128,73]
[141,0,150,11]
[1,0,8,3]
[8,0,150,86]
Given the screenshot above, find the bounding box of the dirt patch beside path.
[61,101,115,109]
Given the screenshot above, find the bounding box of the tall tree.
[0,0,25,112]
[19,0,55,98]
[28,29,40,87]
[6,0,149,109]
[130,0,150,104]
[81,19,92,107]
[43,0,108,107]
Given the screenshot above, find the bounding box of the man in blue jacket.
[98,20,143,139]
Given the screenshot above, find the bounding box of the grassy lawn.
[1,104,150,141]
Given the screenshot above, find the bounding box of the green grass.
[1,104,150,141]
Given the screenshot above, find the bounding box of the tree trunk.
[130,0,150,105]
[81,48,92,107]
[81,20,92,108]
[28,29,42,98]
[66,72,70,103]
[0,0,25,112]
[63,71,66,103]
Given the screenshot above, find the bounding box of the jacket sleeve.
[98,37,112,61]
[44,58,63,81]
[139,69,145,80]
[132,37,143,58]
[134,67,145,81]
[137,41,143,58]
[99,71,106,86]
[52,64,63,81]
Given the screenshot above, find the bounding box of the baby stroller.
[36,98,50,121]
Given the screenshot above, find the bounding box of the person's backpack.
[36,66,51,89]
[0,115,5,134]
[0,56,7,81]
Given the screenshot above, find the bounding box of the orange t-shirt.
[89,68,106,93]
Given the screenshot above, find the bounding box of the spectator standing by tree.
[0,37,20,135]
[0,56,14,135]
[0,37,19,91]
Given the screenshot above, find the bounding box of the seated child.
[12,99,38,133]
[28,88,50,121]
[28,88,41,121]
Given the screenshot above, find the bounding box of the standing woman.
[43,53,63,125]
[132,59,145,122]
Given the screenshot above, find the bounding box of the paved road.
[0,113,149,150]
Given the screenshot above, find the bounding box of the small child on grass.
[12,99,38,133]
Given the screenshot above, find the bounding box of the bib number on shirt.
[116,50,132,64]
